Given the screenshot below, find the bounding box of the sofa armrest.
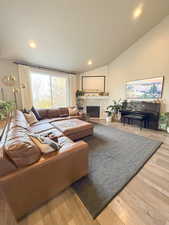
[57,140,88,158]
[0,144,17,177]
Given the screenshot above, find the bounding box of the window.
[30,72,68,108]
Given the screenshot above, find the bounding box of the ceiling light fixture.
[133,3,143,20]
[88,60,92,65]
[29,40,37,48]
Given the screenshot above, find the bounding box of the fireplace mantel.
[79,96,110,100]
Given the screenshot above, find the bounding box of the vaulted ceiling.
[0,0,169,73]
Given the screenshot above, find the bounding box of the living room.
[1,1,169,225]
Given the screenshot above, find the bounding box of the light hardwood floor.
[19,120,169,225]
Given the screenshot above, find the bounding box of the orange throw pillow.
[24,111,38,125]
[68,107,79,116]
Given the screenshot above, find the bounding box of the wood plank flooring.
[19,120,169,225]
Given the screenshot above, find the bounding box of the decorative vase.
[114,113,118,121]
[159,122,167,131]
[117,112,121,121]
[106,116,112,123]
[167,127,169,133]
[111,112,115,122]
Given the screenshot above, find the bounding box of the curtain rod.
[14,61,77,75]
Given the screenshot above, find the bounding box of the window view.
[30,72,68,108]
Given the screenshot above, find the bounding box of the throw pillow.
[24,111,38,125]
[22,108,31,113]
[68,107,79,116]
[31,106,42,120]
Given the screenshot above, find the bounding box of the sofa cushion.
[33,118,58,125]
[58,136,74,146]
[10,110,29,129]
[29,123,54,134]
[27,118,68,128]
[37,107,80,119]
[33,136,74,158]
[10,120,29,130]
[0,144,17,177]
[37,109,49,119]
[31,106,42,120]
[51,119,93,136]
[37,128,63,139]
[59,107,69,117]
[68,107,79,116]
[24,111,38,125]
[15,110,28,123]
[32,117,74,126]
[4,137,41,168]
[47,108,61,118]
[7,127,28,141]
[31,136,61,154]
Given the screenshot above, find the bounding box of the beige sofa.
[0,108,93,220]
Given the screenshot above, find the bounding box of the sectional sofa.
[0,108,93,219]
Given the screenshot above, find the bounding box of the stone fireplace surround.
[79,96,110,119]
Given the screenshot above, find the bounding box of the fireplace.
[86,106,100,118]
[78,96,110,119]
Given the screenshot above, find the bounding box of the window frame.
[30,69,69,109]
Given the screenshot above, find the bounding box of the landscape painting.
[126,77,164,99]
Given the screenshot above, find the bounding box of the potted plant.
[0,100,13,121]
[106,99,122,121]
[75,90,85,110]
[76,90,85,98]
[159,112,169,132]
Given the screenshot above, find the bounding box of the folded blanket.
[28,133,61,154]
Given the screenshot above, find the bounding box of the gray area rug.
[72,123,162,219]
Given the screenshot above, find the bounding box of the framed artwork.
[126,76,164,99]
[82,76,105,93]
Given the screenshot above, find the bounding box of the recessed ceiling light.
[133,3,143,19]
[88,60,92,65]
[29,40,37,48]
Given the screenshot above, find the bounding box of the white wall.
[78,15,169,112]
[0,60,22,108]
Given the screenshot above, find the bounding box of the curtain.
[18,65,33,109]
[68,74,77,107]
